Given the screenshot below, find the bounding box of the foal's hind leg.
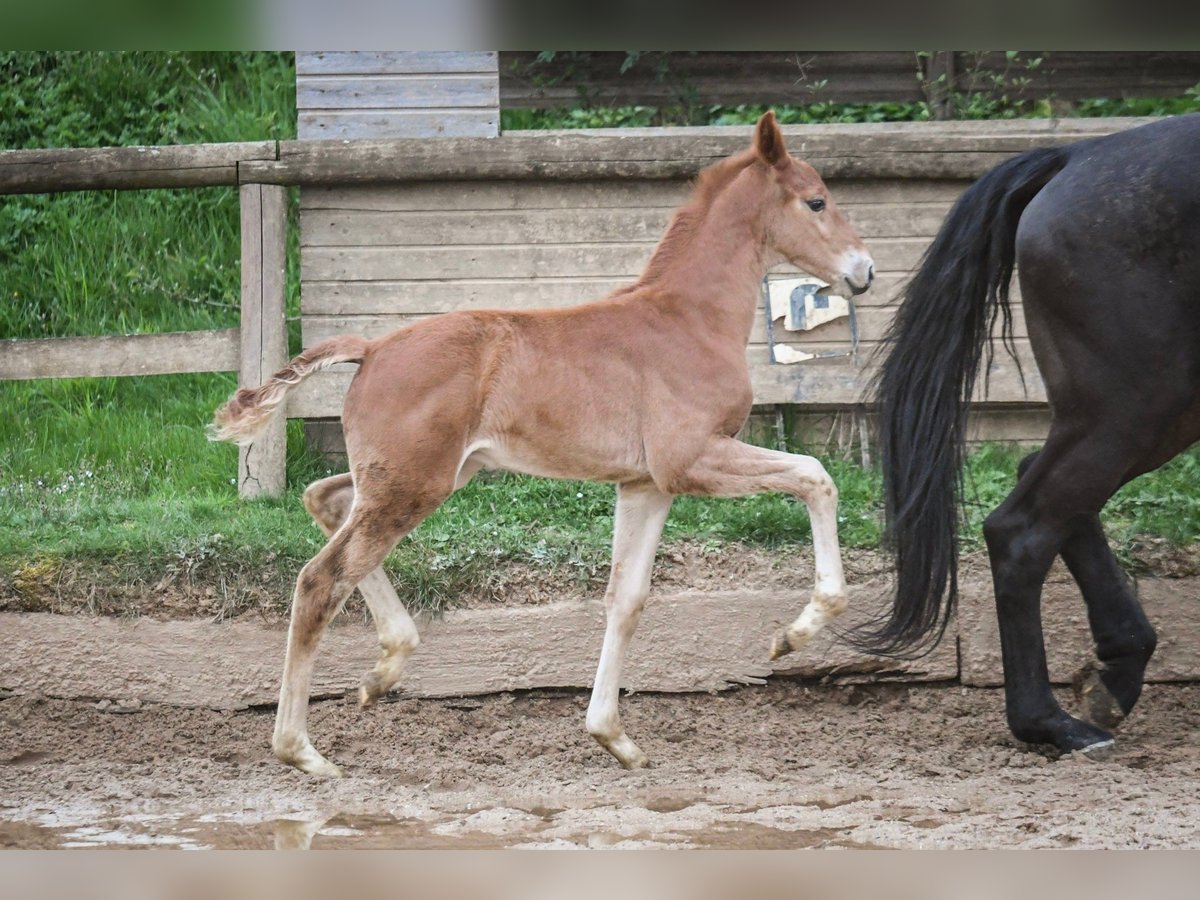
[303,474,422,706]
[586,480,673,769]
[670,437,848,659]
[1014,453,1157,730]
[275,487,445,777]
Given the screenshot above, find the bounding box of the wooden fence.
[0,143,288,498]
[0,116,1159,496]
[500,51,1200,112]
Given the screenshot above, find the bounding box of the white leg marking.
[358,567,420,706]
[586,482,673,769]
[773,454,849,658]
[273,611,345,778]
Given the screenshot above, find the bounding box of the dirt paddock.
[4,679,1200,849]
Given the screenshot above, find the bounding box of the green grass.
[2,52,1198,618]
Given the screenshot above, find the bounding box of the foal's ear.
[754,110,788,168]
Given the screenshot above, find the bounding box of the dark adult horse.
[861,113,1200,754]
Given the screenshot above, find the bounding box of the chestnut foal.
[212,112,874,776]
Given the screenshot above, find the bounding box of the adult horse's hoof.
[1012,709,1115,758]
[1073,661,1128,731]
[1076,737,1117,761]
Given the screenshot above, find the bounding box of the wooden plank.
[299,272,914,316]
[297,51,499,77]
[298,303,1030,349]
[238,184,289,500]
[0,585,957,710]
[959,574,1200,686]
[300,180,691,212]
[500,50,1200,108]
[951,51,1200,102]
[301,243,655,282]
[0,141,276,196]
[243,120,1151,186]
[297,111,500,141]
[301,206,671,247]
[0,330,238,380]
[298,179,965,213]
[297,75,500,111]
[501,51,927,108]
[784,407,1050,452]
[964,407,1051,443]
[302,277,632,316]
[299,238,929,282]
[257,142,1005,185]
[299,203,952,248]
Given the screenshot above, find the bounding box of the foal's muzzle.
[842,255,875,296]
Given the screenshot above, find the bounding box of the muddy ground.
[4,679,1200,849]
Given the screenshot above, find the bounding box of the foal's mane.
[635,148,760,285]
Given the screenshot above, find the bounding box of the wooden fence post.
[238,183,289,499]
[927,51,958,120]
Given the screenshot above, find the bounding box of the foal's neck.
[639,167,771,345]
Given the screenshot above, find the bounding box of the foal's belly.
[461,436,649,485]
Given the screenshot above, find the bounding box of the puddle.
[0,805,892,850]
[0,812,514,850]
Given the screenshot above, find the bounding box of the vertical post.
[238,183,289,499]
[928,51,958,120]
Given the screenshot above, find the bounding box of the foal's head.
[751,111,874,296]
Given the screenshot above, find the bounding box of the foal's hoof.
[275,740,345,779]
[359,675,385,708]
[1073,661,1128,731]
[769,629,793,660]
[619,748,651,771]
[359,670,401,707]
[770,627,810,660]
[592,731,650,770]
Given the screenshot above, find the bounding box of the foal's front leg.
[586,480,673,769]
[673,437,848,659]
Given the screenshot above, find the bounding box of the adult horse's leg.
[982,431,1157,754]
[274,481,448,777]
[586,479,673,769]
[302,473,423,707]
[1013,453,1157,730]
[672,437,848,659]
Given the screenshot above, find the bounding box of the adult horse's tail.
[209,335,370,446]
[854,146,1069,656]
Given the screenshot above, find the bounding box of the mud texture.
[4,681,1200,849]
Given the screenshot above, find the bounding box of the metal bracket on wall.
[760,275,860,366]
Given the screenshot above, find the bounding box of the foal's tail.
[209,335,371,446]
[851,146,1069,656]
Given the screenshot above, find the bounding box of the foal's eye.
[806,198,826,213]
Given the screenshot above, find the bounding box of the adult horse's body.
[865,113,1200,754]
[213,112,874,777]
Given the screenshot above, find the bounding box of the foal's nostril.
[867,265,875,284]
